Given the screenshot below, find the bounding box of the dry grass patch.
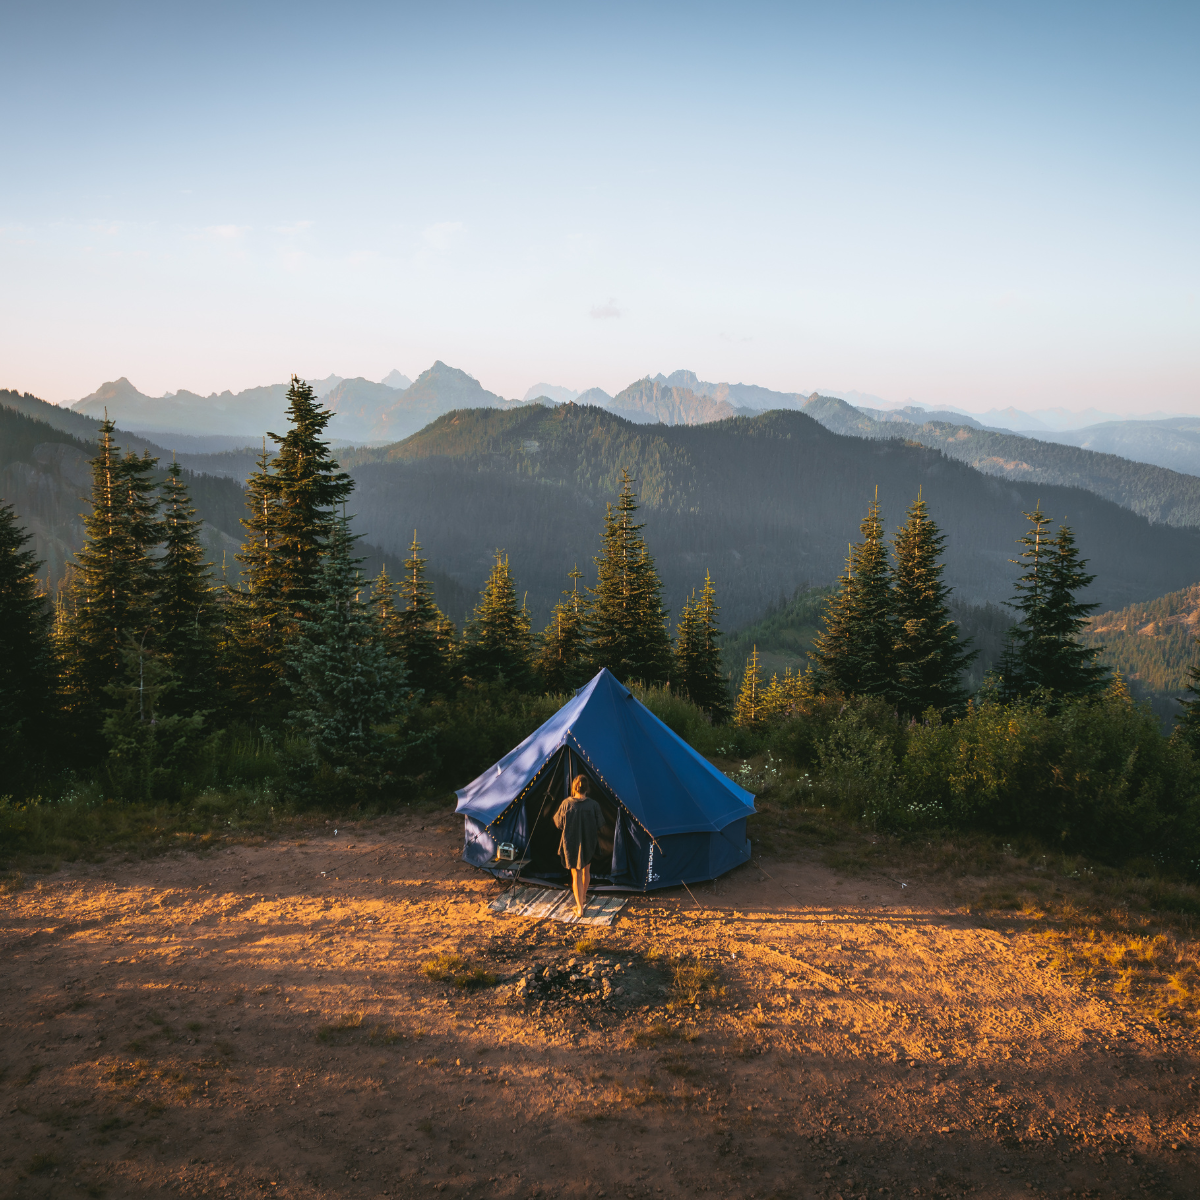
[316,1011,363,1041]
[1032,906,1200,1026]
[422,953,497,989]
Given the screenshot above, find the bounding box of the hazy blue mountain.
[801,394,1200,527]
[609,377,756,425]
[1016,417,1200,477]
[521,383,580,404]
[576,387,614,406]
[323,377,407,443]
[73,376,294,439]
[651,370,808,412]
[380,370,412,391]
[69,365,488,443]
[360,361,521,443]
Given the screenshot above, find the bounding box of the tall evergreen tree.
[225,379,353,718]
[461,552,532,687]
[998,507,1105,702]
[588,470,672,686]
[811,492,895,700]
[674,571,730,719]
[1175,639,1200,752]
[155,462,218,715]
[224,440,285,716]
[535,565,592,692]
[61,420,161,732]
[287,515,415,782]
[891,492,975,716]
[394,533,452,695]
[0,502,55,774]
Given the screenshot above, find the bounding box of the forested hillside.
[802,395,1200,527]
[1080,585,1200,722]
[343,403,1200,630]
[1,403,246,583]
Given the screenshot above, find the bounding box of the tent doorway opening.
[518,748,619,885]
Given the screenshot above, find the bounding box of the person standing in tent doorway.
[554,775,602,918]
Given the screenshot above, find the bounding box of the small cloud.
[423,221,465,249]
[206,224,248,240]
[590,298,622,320]
[277,220,314,237]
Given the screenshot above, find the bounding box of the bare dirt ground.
[2,815,1198,1200]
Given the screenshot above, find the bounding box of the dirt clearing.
[2,817,1198,1199]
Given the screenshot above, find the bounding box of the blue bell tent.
[454,668,756,891]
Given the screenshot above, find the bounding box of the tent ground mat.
[488,884,628,926]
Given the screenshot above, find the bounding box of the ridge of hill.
[801,395,1200,528]
[1018,417,1200,478]
[0,401,246,582]
[0,397,475,617]
[1081,584,1200,720]
[341,404,1200,632]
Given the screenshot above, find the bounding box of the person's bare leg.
[580,864,591,913]
[571,869,585,917]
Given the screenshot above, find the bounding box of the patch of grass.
[368,1024,404,1045]
[632,1021,699,1047]
[669,959,723,1009]
[416,1119,434,1134]
[574,937,603,954]
[28,1153,58,1174]
[1031,904,1200,1027]
[0,870,27,895]
[422,953,468,981]
[421,953,497,989]
[98,1116,132,1133]
[186,1022,203,1033]
[316,1011,364,1042]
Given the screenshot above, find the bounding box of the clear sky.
[2,1,1196,413]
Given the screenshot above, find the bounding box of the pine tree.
[287,514,416,780]
[733,645,766,729]
[674,571,730,719]
[811,492,895,700]
[61,421,161,733]
[395,533,451,696]
[223,440,285,717]
[998,507,1105,702]
[1176,641,1200,752]
[890,492,975,716]
[461,552,532,688]
[225,379,353,718]
[0,501,55,774]
[1039,523,1106,697]
[155,462,218,715]
[536,565,592,692]
[588,470,672,686]
[269,377,355,612]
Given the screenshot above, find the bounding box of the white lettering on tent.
[647,844,660,885]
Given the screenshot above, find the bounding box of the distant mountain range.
[800,395,1200,526]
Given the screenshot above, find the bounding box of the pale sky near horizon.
[2,1,1196,414]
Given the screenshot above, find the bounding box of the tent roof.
[454,668,755,836]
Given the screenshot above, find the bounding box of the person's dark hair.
[570,774,591,797]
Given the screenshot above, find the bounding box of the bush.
[900,690,1200,868]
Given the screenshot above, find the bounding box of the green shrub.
[900,690,1200,868]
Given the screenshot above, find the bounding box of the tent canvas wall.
[454,669,755,891]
